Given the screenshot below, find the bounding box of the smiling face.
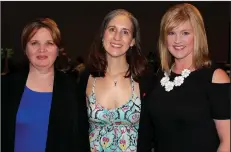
[102,14,135,58]
[25,28,58,70]
[167,20,194,61]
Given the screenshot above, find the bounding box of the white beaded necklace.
[160,65,191,92]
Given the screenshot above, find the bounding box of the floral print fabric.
[87,77,141,152]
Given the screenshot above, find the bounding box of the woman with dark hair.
[2,18,90,152]
[78,9,155,152]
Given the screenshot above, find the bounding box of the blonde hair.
[158,3,211,73]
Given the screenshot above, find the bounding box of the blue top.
[14,86,53,152]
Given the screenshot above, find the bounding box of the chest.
[89,77,138,110]
[97,85,132,106]
[150,75,211,123]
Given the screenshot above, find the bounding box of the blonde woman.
[138,3,230,152]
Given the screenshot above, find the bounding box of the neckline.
[25,85,52,94]
[89,76,137,111]
[88,91,140,111]
[170,69,197,76]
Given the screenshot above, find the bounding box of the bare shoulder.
[134,81,141,98]
[212,68,230,83]
[86,75,94,96]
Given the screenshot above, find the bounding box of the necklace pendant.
[114,81,117,87]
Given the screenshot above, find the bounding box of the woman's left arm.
[212,69,230,152]
[214,120,230,152]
